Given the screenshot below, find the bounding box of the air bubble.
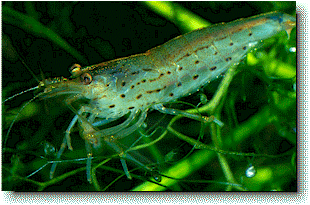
[43,141,56,157]
[151,170,162,182]
[245,164,256,178]
[289,47,296,53]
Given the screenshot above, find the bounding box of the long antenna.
[18,54,40,83]
[3,52,44,103]
[4,92,45,147]
[3,85,40,103]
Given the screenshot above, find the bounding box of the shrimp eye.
[69,64,81,74]
[80,73,92,85]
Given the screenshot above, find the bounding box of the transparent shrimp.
[3,10,296,188]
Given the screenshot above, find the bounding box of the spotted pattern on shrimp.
[5,11,296,183]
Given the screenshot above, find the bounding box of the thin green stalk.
[132,104,282,191]
[3,6,88,64]
[186,64,238,115]
[143,1,211,32]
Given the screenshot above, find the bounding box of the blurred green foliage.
[2,2,296,191]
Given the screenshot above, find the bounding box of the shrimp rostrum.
[5,11,296,183]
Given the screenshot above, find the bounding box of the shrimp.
[3,11,296,186]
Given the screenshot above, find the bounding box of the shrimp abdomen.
[79,12,296,113]
[153,12,295,63]
[143,11,295,102]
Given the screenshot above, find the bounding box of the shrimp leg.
[79,110,150,181]
[50,106,93,179]
[153,104,224,126]
[49,134,69,179]
[92,117,119,127]
[105,139,154,179]
[110,110,148,140]
[49,114,80,179]
[95,111,138,136]
[84,139,93,183]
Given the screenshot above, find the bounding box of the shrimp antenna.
[3,53,44,103]
[36,61,51,115]
[18,53,41,83]
[4,92,45,147]
[37,61,47,86]
[3,85,40,103]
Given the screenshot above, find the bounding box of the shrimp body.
[46,12,295,120]
[13,11,296,182]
